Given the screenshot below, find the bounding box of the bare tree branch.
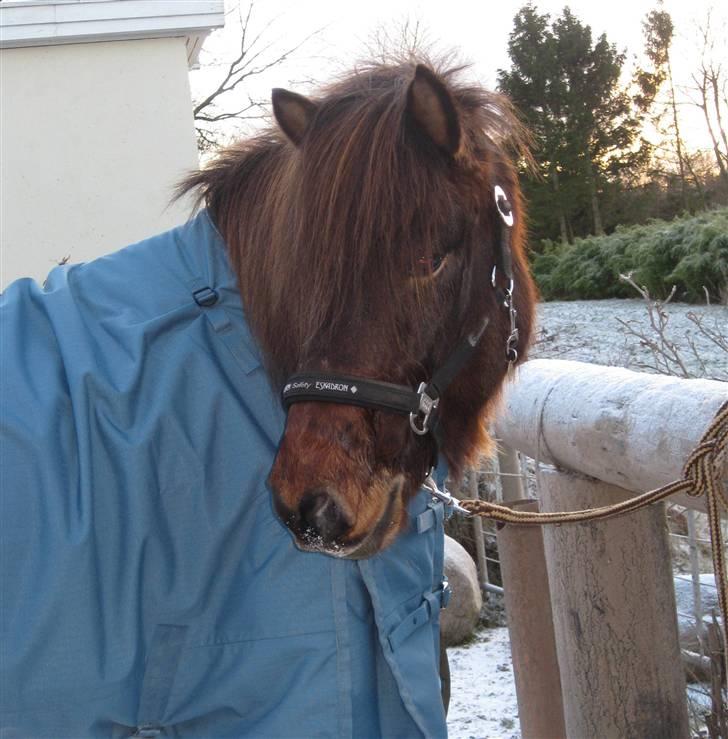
[191,0,323,151]
[685,10,728,189]
[617,273,728,381]
[365,17,432,64]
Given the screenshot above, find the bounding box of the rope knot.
[681,400,728,506]
[683,440,718,497]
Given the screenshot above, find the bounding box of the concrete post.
[539,466,690,739]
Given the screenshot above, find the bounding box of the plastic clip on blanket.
[423,475,472,517]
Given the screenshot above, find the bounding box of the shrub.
[532,209,728,303]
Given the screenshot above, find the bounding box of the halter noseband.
[281,185,518,462]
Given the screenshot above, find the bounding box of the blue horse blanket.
[0,212,448,737]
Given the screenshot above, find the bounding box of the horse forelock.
[178,58,531,398]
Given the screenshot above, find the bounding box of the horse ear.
[272,88,318,146]
[406,65,461,155]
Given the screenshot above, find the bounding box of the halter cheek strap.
[492,185,519,365]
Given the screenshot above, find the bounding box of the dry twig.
[617,273,728,381]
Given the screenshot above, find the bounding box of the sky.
[189,0,727,151]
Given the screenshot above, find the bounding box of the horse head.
[181,60,536,558]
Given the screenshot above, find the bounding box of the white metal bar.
[686,509,704,651]
[673,575,718,591]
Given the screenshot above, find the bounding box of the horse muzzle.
[270,468,406,559]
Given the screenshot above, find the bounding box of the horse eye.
[414,254,447,277]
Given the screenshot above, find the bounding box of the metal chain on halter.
[427,400,728,678]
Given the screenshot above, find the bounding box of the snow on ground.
[447,626,520,739]
[446,299,727,739]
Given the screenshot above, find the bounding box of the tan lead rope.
[457,400,728,681]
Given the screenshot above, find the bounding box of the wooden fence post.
[538,466,690,739]
[466,471,489,589]
[497,497,566,739]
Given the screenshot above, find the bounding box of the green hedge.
[532,208,728,303]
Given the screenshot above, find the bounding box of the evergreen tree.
[499,5,647,245]
[635,8,672,111]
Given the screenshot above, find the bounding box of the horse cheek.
[373,413,409,465]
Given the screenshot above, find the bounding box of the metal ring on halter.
[494,185,514,227]
[409,382,439,436]
[409,412,429,435]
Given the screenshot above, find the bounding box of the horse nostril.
[299,489,350,543]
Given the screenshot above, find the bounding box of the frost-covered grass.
[533,299,727,380]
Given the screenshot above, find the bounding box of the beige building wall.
[0,37,199,289]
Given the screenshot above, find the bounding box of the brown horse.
[180,59,536,559]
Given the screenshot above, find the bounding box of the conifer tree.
[499,5,646,243]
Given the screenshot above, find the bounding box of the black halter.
[281,186,518,462]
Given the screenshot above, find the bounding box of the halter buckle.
[410,382,439,436]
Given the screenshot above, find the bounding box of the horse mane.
[177,56,529,388]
